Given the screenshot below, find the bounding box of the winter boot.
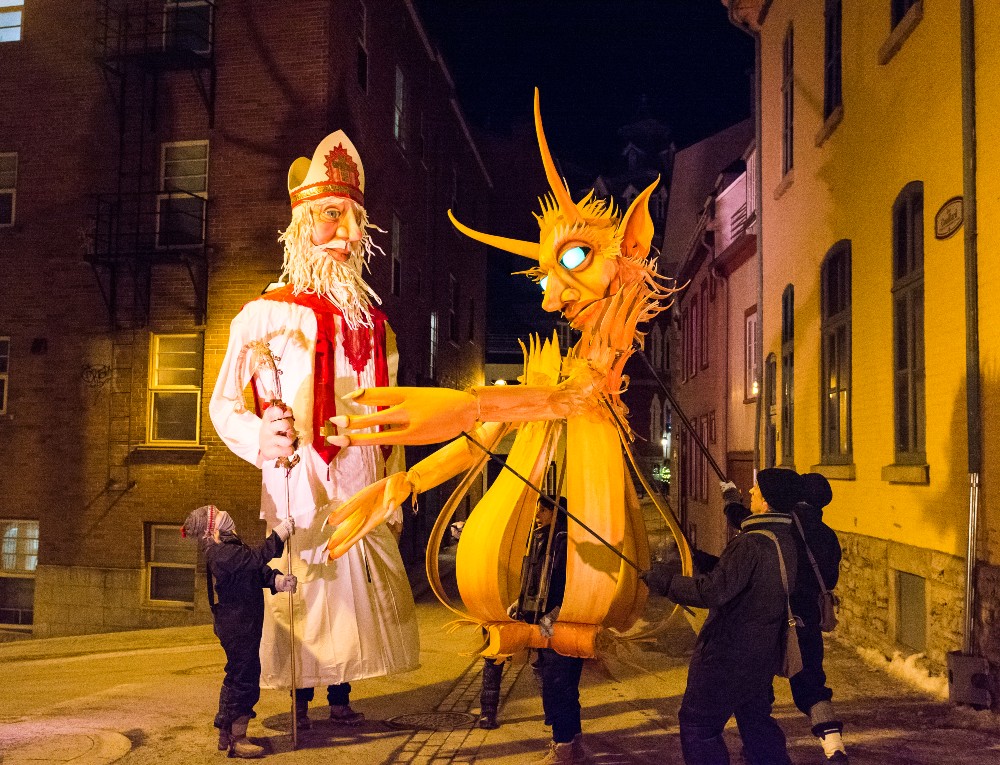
[811,702,848,763]
[228,716,264,759]
[328,704,365,726]
[217,723,231,751]
[818,731,849,763]
[533,734,585,764]
[478,658,503,729]
[294,699,312,730]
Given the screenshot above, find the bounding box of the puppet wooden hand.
[323,471,414,559]
[259,403,297,460]
[325,387,478,447]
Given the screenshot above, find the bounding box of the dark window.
[781,25,794,175]
[821,241,852,464]
[823,0,842,119]
[163,1,214,55]
[892,0,918,28]
[699,281,709,369]
[892,182,925,464]
[764,354,777,468]
[896,570,926,651]
[781,285,794,465]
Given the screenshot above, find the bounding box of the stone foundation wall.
[837,531,964,670]
[31,564,212,638]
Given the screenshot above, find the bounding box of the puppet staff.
[245,340,301,749]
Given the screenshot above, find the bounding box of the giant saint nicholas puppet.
[209,130,420,728]
[321,91,695,666]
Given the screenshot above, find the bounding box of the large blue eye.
[539,275,549,291]
[559,245,590,270]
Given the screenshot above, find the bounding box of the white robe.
[210,297,420,688]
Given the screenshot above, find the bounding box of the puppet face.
[537,222,621,328]
[310,196,363,262]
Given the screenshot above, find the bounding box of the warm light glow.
[493,379,507,386]
[751,379,759,396]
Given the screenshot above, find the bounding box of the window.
[821,241,852,463]
[391,214,401,297]
[744,306,758,401]
[649,324,663,370]
[699,282,709,369]
[0,519,37,627]
[429,311,438,380]
[764,354,777,468]
[896,570,926,651]
[781,286,794,464]
[147,523,195,604]
[148,333,203,444]
[448,274,459,343]
[0,336,8,414]
[158,141,208,249]
[690,295,701,378]
[163,1,213,55]
[892,0,919,28]
[357,1,368,92]
[0,2,23,43]
[893,182,925,464]
[393,66,407,149]
[650,396,662,444]
[781,25,794,175]
[0,152,16,226]
[823,0,842,119]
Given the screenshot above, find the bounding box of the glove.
[506,601,519,619]
[538,606,561,638]
[639,560,680,596]
[274,574,297,594]
[720,480,742,505]
[274,517,294,541]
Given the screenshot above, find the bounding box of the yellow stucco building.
[722,0,1000,693]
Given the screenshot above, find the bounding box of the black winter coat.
[207,532,284,637]
[789,501,841,625]
[668,513,798,691]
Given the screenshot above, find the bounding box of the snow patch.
[855,647,948,700]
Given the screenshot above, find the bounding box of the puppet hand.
[538,606,561,638]
[274,574,297,594]
[274,517,294,541]
[259,404,297,461]
[324,472,414,559]
[324,387,478,448]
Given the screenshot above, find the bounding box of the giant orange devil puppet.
[324,91,697,659]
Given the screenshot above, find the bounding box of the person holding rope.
[182,505,296,758]
[209,130,419,733]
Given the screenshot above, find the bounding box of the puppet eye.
[559,245,590,270]
[539,275,549,291]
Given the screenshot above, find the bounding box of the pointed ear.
[619,177,660,260]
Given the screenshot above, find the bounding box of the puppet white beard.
[283,240,382,329]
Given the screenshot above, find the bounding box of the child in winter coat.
[182,505,296,759]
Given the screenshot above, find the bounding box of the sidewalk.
[4,581,1000,763]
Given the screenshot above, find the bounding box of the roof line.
[450,98,493,188]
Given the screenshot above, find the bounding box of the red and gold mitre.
[288,130,365,208]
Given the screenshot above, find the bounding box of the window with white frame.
[0,336,8,415]
[394,66,407,149]
[0,519,38,627]
[744,306,758,401]
[147,523,196,604]
[357,1,368,92]
[0,152,16,226]
[0,2,23,43]
[391,213,402,297]
[148,333,203,444]
[429,311,438,380]
[158,141,208,249]
[163,0,213,55]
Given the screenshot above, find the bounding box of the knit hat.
[755,468,801,513]
[800,472,833,509]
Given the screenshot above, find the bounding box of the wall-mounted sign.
[935,196,964,240]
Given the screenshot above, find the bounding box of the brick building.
[0,0,492,637]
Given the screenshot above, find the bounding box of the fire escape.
[88,0,216,491]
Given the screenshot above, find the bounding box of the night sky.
[411,1,754,338]
[413,1,754,161]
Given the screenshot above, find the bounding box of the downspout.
[727,4,764,472]
[960,0,981,658]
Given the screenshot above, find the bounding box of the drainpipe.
[948,0,991,709]
[727,4,764,472]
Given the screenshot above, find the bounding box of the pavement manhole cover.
[385,712,476,730]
